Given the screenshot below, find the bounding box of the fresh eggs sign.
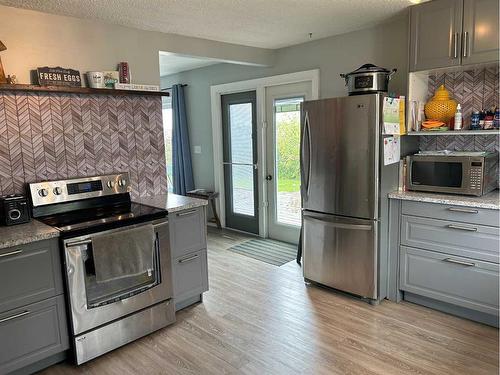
[36,66,81,87]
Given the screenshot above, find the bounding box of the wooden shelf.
[407,130,500,136]
[0,83,169,97]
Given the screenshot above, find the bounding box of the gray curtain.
[172,84,194,195]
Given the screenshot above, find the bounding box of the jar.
[424,85,458,123]
[470,111,481,130]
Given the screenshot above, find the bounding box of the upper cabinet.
[462,0,500,65]
[409,0,499,72]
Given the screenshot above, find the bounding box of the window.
[162,97,174,192]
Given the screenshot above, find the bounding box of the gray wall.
[162,15,409,190]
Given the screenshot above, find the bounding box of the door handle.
[447,224,478,232]
[305,215,372,231]
[0,310,30,324]
[0,249,22,258]
[447,207,478,214]
[443,258,476,267]
[223,162,258,170]
[452,32,459,58]
[300,111,312,199]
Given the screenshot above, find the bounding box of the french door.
[221,91,259,234]
[265,82,312,244]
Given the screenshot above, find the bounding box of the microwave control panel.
[469,162,483,192]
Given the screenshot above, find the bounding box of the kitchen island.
[388,189,500,327]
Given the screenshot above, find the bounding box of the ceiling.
[0,0,420,49]
[159,52,221,76]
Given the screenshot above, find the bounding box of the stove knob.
[53,187,62,195]
[107,181,115,189]
[118,179,126,187]
[38,188,49,197]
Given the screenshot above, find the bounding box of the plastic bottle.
[471,111,481,130]
[454,104,462,130]
[494,107,500,129]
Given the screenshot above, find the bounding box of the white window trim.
[210,69,320,235]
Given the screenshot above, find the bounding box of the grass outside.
[277,178,300,193]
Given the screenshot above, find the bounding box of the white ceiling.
[0,0,420,49]
[159,52,221,76]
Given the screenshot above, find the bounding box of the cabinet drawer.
[401,215,500,263]
[0,239,63,313]
[0,295,69,374]
[402,200,499,227]
[173,250,208,302]
[400,246,499,316]
[170,207,206,258]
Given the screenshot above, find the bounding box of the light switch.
[194,145,202,154]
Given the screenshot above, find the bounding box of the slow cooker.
[340,64,397,95]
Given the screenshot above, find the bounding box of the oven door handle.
[65,221,168,248]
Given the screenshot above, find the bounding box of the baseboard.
[404,292,499,328]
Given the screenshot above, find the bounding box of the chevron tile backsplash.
[0,91,167,198]
[427,66,499,126]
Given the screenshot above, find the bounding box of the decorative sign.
[36,66,82,87]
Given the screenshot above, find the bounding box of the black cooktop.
[36,200,167,238]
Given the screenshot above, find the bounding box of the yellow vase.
[424,85,458,122]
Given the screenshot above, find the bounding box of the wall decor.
[0,40,7,84]
[0,90,167,198]
[37,66,82,87]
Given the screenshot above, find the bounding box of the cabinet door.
[173,250,208,303]
[462,0,499,65]
[409,0,463,71]
[169,207,206,259]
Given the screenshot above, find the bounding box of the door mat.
[228,238,297,266]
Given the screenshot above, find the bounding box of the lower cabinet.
[0,295,69,375]
[169,207,209,311]
[400,246,499,316]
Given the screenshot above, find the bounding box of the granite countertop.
[388,189,500,210]
[134,193,208,213]
[0,220,60,250]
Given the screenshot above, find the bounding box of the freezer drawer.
[302,211,378,299]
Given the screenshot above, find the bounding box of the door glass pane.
[274,97,303,226]
[231,164,255,216]
[229,103,253,164]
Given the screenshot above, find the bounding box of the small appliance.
[0,194,30,226]
[340,64,397,95]
[407,151,498,196]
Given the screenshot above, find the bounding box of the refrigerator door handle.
[305,216,372,231]
[300,110,312,199]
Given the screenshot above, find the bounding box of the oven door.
[63,219,172,335]
[408,156,474,195]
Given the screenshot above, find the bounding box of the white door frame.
[210,69,320,236]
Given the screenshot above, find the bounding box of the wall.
[0,90,167,198]
[161,15,409,190]
[0,5,274,86]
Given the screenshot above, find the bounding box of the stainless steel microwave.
[407,152,498,196]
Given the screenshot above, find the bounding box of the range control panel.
[29,173,131,207]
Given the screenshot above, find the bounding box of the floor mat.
[228,238,297,266]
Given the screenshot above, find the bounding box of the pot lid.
[348,63,391,74]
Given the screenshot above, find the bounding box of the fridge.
[300,93,398,302]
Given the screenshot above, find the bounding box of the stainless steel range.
[28,173,175,365]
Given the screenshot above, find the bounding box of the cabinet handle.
[0,249,22,258]
[452,32,459,58]
[447,224,478,232]
[0,310,30,324]
[443,258,476,267]
[177,210,197,217]
[463,31,469,57]
[447,207,478,214]
[179,254,199,264]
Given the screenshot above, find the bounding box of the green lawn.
[277,178,300,192]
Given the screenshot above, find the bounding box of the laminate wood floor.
[41,228,499,375]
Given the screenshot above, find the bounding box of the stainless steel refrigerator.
[300,93,398,302]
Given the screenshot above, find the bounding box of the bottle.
[494,107,500,129]
[484,107,494,129]
[479,109,486,129]
[471,110,481,130]
[454,104,462,130]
